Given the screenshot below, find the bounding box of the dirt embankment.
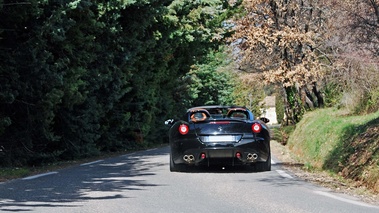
[339,126,379,192]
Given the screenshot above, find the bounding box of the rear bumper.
[170,138,270,166]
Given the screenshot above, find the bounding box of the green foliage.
[284,86,305,124]
[353,88,379,115]
[0,167,30,181]
[271,125,295,145]
[0,0,235,166]
[232,79,265,116]
[185,47,237,107]
[322,82,344,108]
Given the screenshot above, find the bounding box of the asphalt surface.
[0,146,378,213]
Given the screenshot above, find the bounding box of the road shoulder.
[271,140,379,206]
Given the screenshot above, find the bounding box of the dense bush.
[323,62,379,115]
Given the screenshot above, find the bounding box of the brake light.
[236,152,242,159]
[200,153,206,159]
[252,123,262,133]
[179,124,189,135]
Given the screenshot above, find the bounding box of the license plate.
[202,135,236,142]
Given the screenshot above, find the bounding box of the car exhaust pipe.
[247,153,258,160]
[183,155,195,163]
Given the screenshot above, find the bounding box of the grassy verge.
[287,108,379,193]
[270,125,296,146]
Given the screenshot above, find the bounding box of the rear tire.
[255,153,271,172]
[170,154,187,172]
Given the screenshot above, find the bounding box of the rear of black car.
[169,116,271,171]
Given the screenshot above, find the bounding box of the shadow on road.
[0,148,169,212]
[0,146,309,212]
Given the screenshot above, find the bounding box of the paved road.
[0,147,378,213]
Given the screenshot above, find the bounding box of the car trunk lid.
[193,120,251,137]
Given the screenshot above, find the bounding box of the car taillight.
[236,152,242,159]
[179,124,189,135]
[200,153,206,159]
[252,123,262,133]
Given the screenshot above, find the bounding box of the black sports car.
[165,105,271,172]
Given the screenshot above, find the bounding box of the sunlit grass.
[287,108,379,192]
[288,108,379,169]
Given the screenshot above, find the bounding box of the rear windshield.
[190,111,209,122]
[227,111,248,119]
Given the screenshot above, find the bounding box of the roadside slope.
[286,108,379,193]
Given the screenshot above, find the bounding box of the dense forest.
[0,0,245,166]
[1,0,378,167]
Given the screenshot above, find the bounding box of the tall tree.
[319,0,379,114]
[230,0,328,124]
[345,0,379,57]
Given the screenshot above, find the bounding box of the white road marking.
[22,172,58,180]
[80,160,104,166]
[276,169,294,179]
[314,190,379,209]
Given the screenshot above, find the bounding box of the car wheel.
[170,155,178,172]
[170,154,187,172]
[255,153,271,172]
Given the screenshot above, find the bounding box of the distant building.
[260,96,278,125]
